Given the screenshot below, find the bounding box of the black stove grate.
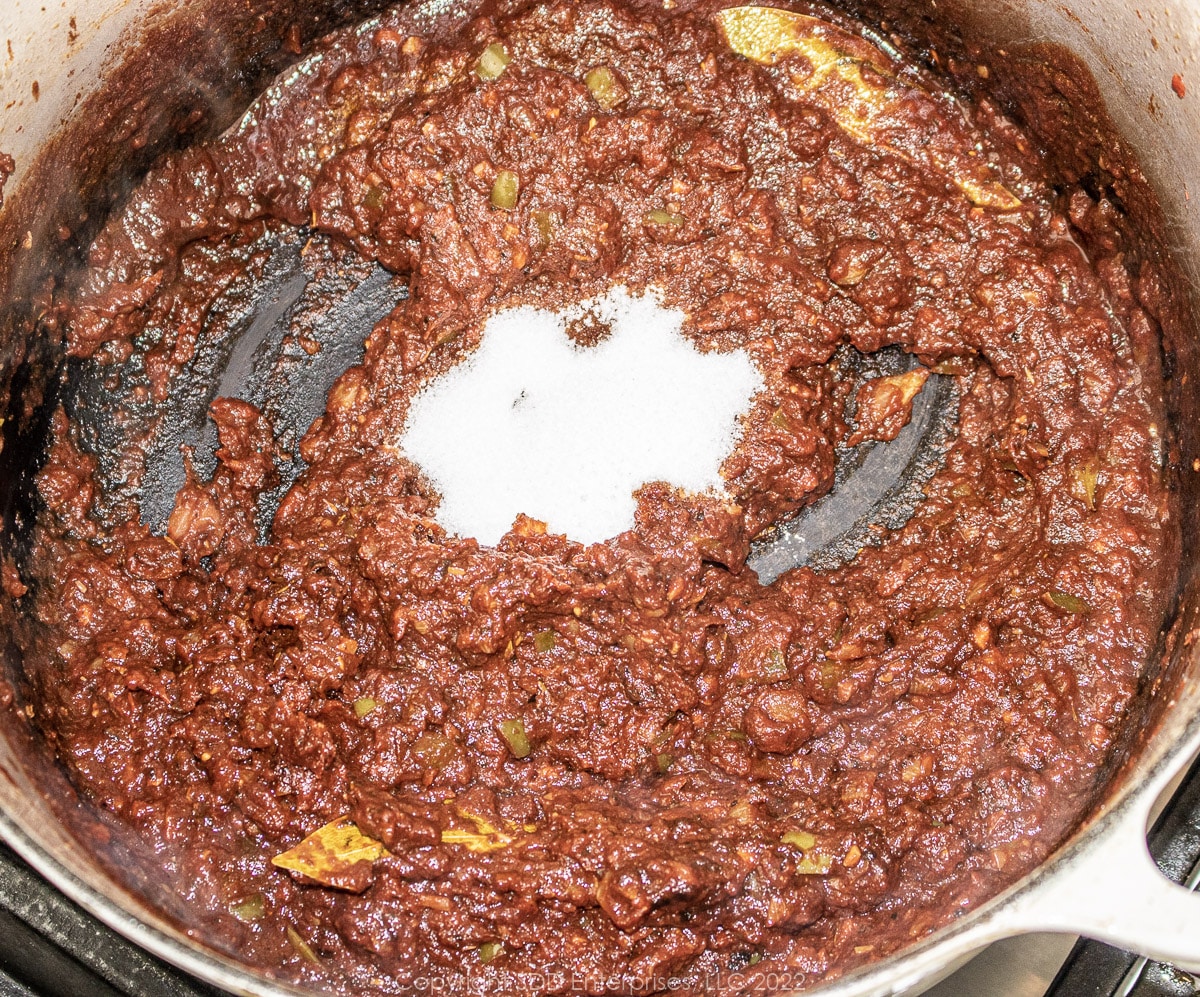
[0,842,222,997]
[2,755,1199,997]
[1045,750,1200,997]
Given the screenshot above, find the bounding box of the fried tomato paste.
[19,1,1177,993]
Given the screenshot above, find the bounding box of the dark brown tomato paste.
[20,0,1175,993]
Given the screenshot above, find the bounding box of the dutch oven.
[0,0,1198,994]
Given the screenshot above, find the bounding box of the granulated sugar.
[400,287,764,545]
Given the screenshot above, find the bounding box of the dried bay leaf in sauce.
[286,925,321,964]
[715,6,1021,210]
[441,806,537,852]
[272,817,388,892]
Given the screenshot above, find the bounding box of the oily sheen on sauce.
[16,1,1175,994]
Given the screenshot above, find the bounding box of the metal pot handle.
[996,753,1200,973]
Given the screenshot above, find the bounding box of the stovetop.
[3,754,1199,997]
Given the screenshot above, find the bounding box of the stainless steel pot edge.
[0,802,302,997]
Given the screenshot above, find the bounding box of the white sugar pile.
[399,287,763,546]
